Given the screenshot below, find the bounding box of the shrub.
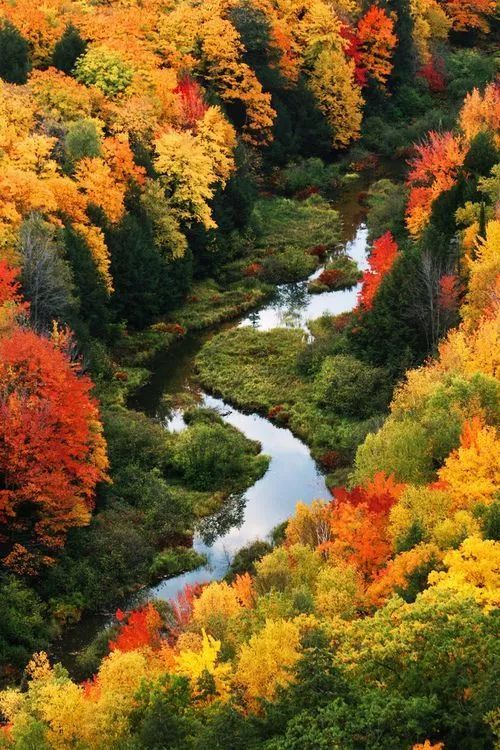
[261,246,316,283]
[173,422,247,491]
[314,354,389,418]
[281,158,340,196]
[243,262,263,277]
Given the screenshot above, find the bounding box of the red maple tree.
[357,232,399,310]
[0,329,108,571]
[109,603,163,652]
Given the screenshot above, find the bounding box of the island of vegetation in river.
[0,0,499,747]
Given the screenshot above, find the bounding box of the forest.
[0,0,498,747]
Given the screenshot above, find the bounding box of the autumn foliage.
[356,6,397,86]
[0,328,108,571]
[357,231,399,309]
[109,604,163,653]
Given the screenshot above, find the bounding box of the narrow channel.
[143,204,371,601]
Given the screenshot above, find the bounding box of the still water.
[147,221,371,600]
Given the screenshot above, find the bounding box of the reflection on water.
[239,224,369,331]
[151,394,329,600]
[149,210,371,599]
[196,492,247,546]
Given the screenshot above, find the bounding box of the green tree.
[0,20,30,84]
[63,225,110,339]
[52,23,87,74]
[314,355,389,418]
[0,578,51,676]
[64,119,102,169]
[75,45,133,98]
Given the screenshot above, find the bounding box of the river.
[53,171,377,668]
[137,186,372,601]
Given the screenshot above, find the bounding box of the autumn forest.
[0,0,499,747]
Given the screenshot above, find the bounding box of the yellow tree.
[428,536,500,610]
[285,499,333,548]
[438,417,500,510]
[314,561,364,619]
[410,0,451,63]
[459,83,500,149]
[174,629,232,701]
[388,485,454,547]
[309,48,363,148]
[196,106,236,186]
[236,618,301,704]
[191,580,242,639]
[462,220,500,328]
[154,129,217,230]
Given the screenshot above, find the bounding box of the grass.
[196,325,387,487]
[197,328,307,412]
[251,195,340,251]
[169,279,271,331]
[218,195,341,285]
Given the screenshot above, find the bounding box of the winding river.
[54,172,378,668]
[135,184,372,601]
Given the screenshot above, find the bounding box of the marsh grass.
[196,325,388,478]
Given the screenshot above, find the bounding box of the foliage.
[172,417,269,492]
[0,20,30,84]
[0,4,498,747]
[314,355,389,418]
[0,328,108,571]
[52,24,87,75]
[74,45,133,98]
[357,232,399,310]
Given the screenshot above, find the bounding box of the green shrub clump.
[314,354,389,418]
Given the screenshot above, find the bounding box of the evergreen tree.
[0,20,30,83]
[387,0,415,89]
[52,23,87,74]
[63,226,110,339]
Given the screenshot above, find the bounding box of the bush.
[309,255,360,292]
[173,422,248,491]
[261,245,317,283]
[314,355,389,418]
[281,158,340,196]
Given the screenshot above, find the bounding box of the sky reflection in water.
[152,224,369,601]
